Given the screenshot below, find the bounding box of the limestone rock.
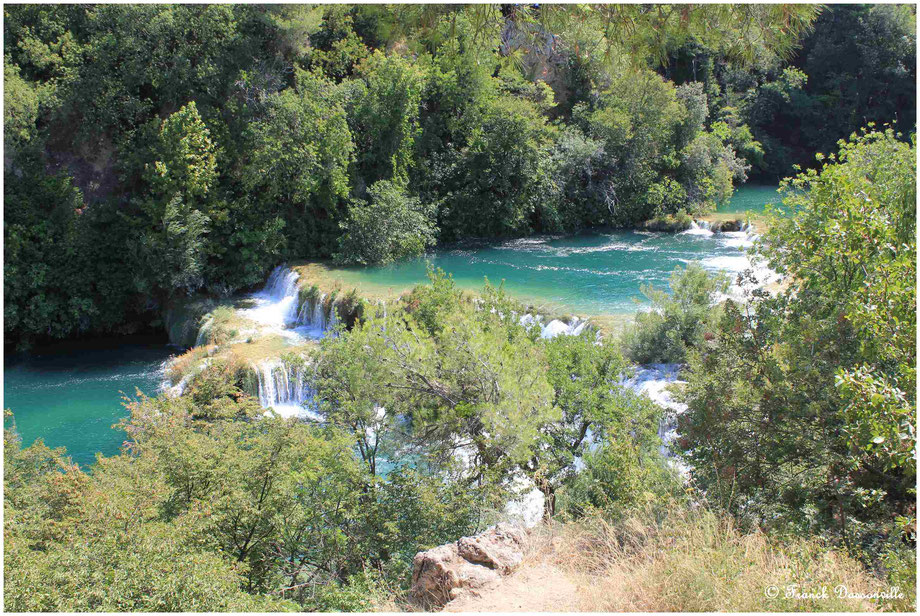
[410,524,526,608]
[457,523,525,573]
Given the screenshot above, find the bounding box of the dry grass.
[440,506,904,612]
[698,210,776,234]
[522,507,893,612]
[216,335,316,366]
[292,261,394,303]
[165,345,215,385]
[197,305,259,346]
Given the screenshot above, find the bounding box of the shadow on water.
[4,333,176,467]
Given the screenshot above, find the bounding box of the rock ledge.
[409,523,526,609]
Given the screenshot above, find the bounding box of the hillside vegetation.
[5,4,915,347]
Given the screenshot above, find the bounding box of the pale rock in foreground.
[410,523,526,608]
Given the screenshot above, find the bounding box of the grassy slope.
[388,506,907,612]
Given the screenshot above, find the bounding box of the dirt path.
[444,563,583,612]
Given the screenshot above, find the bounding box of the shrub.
[622,262,729,364]
[335,180,437,265]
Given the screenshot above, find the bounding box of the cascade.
[519,313,590,339]
[174,265,342,415]
[253,359,318,419]
[239,265,303,330]
[621,363,688,474]
[195,316,214,347]
[683,220,715,236]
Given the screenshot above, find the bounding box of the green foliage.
[739,5,916,177]
[148,102,218,200]
[1,4,841,346]
[3,153,140,346]
[623,263,729,364]
[3,375,487,611]
[311,270,677,524]
[335,180,437,265]
[435,92,554,238]
[308,5,369,81]
[532,332,672,518]
[3,408,293,611]
[241,69,354,257]
[348,50,426,186]
[312,274,558,484]
[678,129,916,564]
[4,62,40,151]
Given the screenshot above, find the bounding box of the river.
[3,184,780,466]
[3,337,176,466]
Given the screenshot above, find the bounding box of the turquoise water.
[332,229,753,315]
[718,184,782,214]
[327,184,777,315]
[3,338,175,466]
[4,184,776,465]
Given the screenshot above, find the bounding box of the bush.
[335,180,437,265]
[641,208,693,232]
[622,263,729,364]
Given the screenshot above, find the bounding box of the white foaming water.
[238,266,303,333]
[682,220,715,237]
[719,230,755,249]
[519,313,589,339]
[254,359,320,419]
[183,265,339,418]
[701,254,750,273]
[621,363,688,473]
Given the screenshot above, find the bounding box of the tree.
[623,263,730,365]
[148,101,217,199]
[436,92,554,238]
[4,62,40,151]
[678,129,916,560]
[528,332,667,518]
[3,409,292,611]
[137,102,217,296]
[311,270,557,491]
[348,50,426,186]
[241,69,354,257]
[335,179,437,265]
[740,5,916,177]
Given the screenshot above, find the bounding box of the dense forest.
[4,4,915,348]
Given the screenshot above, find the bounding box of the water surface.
[4,184,777,464]
[326,185,776,315]
[4,337,175,466]
[718,184,783,214]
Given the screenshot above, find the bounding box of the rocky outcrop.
[641,216,693,233]
[410,524,526,609]
[710,219,744,232]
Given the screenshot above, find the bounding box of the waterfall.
[519,313,590,339]
[238,265,303,330]
[294,291,342,336]
[253,359,318,419]
[621,363,689,474]
[263,266,302,307]
[195,316,214,347]
[683,220,715,236]
[231,265,343,341]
